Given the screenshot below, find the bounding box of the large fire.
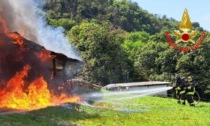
[0,15,80,110]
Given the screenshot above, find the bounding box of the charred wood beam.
[62,60,67,81]
[52,58,56,76]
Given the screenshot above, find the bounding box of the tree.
[122,31,150,81]
[48,18,76,31]
[68,22,130,85]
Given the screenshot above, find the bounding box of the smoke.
[0,0,81,60]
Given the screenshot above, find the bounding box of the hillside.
[44,0,180,33]
[42,0,210,99]
[0,96,210,126]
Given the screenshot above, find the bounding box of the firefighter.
[185,76,196,106]
[175,75,186,105]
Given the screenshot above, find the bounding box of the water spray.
[98,87,172,103]
[83,86,173,103]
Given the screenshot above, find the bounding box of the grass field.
[0,96,210,126]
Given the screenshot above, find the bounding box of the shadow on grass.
[29,103,100,123]
[0,103,100,126]
[195,104,209,108]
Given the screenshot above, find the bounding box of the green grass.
[0,96,210,126]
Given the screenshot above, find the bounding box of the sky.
[132,0,210,31]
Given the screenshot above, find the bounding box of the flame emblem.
[166,9,206,52]
[174,9,197,44]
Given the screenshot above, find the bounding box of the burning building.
[0,32,82,82]
[0,1,83,110]
[0,32,83,110]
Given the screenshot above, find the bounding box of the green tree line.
[44,0,210,100]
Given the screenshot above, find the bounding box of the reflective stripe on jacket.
[186,87,195,95]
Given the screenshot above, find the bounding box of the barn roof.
[104,81,171,89]
[0,32,79,62]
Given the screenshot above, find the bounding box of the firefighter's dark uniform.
[185,76,195,106]
[178,76,195,106]
[175,77,185,104]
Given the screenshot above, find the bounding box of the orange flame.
[36,49,54,62]
[0,16,9,33]
[0,65,80,110]
[0,16,24,45]
[6,32,24,45]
